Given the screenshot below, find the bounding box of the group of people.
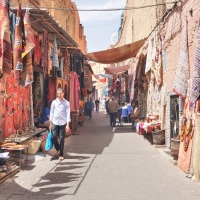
[39,91,120,160]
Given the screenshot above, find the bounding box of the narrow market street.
[0,112,200,200]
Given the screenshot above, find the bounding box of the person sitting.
[40,102,51,128]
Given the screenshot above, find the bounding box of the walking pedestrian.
[95,97,100,112]
[108,96,118,127]
[105,98,110,115]
[49,88,71,160]
[88,98,94,119]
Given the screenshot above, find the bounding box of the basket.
[151,129,165,145]
[22,139,42,155]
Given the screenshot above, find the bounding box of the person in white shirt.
[49,88,71,160]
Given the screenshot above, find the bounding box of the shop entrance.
[170,95,179,138]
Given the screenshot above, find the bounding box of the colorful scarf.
[190,20,200,108]
[0,0,12,77]
[22,10,35,58]
[14,3,25,85]
[51,35,59,68]
[173,20,189,99]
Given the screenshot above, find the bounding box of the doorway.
[170,95,179,138]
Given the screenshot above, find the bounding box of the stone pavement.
[1,111,200,200]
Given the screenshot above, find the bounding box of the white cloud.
[77,0,127,22]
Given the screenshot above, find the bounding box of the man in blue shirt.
[40,102,51,128]
[49,88,71,160]
[88,98,94,119]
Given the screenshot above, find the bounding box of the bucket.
[22,139,42,155]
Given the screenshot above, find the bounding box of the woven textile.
[22,10,35,58]
[67,71,80,112]
[22,51,33,87]
[145,35,156,74]
[33,72,42,116]
[14,4,25,85]
[51,35,59,68]
[173,20,189,99]
[190,20,200,108]
[41,30,48,76]
[0,0,12,76]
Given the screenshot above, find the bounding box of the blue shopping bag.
[45,130,53,151]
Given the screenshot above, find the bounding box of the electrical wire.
[66,22,119,27]
[20,1,178,12]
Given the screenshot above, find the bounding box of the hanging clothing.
[41,30,48,76]
[0,1,13,76]
[22,10,35,58]
[14,4,25,85]
[9,11,16,51]
[63,49,70,78]
[51,35,59,68]
[173,20,189,99]
[190,20,200,108]
[67,71,80,112]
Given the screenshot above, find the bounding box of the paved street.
[1,111,200,200]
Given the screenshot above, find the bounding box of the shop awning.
[85,38,146,64]
[104,65,130,75]
[11,8,78,48]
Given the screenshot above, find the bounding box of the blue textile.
[9,11,16,51]
[41,107,50,124]
[50,99,71,126]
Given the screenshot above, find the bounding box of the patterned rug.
[0,0,12,76]
[173,20,189,99]
[190,20,200,108]
[14,3,25,85]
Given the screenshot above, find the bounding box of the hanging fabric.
[33,34,41,65]
[22,10,35,87]
[145,35,156,74]
[51,35,59,68]
[152,36,162,86]
[0,0,13,77]
[67,71,80,112]
[22,10,35,58]
[14,3,25,85]
[190,20,200,108]
[173,20,189,99]
[42,29,48,76]
[9,11,16,52]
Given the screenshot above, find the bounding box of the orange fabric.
[85,39,146,64]
[104,65,130,75]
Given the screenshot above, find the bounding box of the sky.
[73,0,127,53]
